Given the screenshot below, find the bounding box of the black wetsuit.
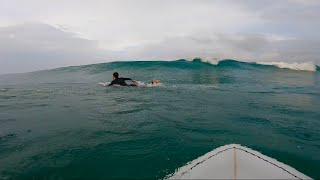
[108,77,133,86]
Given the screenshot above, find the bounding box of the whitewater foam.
[257,61,317,72]
[200,57,220,65]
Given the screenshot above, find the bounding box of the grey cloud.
[0,23,119,74]
[1,23,318,75]
[227,0,320,39]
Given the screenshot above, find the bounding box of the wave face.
[59,58,319,73]
[0,58,320,179]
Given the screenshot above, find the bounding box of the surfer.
[107,72,160,87]
[108,72,136,86]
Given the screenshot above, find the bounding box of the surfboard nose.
[167,144,312,179]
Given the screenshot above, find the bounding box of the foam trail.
[257,61,316,72]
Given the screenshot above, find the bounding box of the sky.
[0,0,319,74]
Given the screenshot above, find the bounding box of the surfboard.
[167,144,311,179]
[98,81,161,87]
[98,82,109,86]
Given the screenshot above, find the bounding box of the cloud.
[0,23,319,74]
[0,0,262,49]
[228,0,320,39]
[0,23,119,74]
[290,0,320,6]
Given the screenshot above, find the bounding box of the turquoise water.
[0,59,319,179]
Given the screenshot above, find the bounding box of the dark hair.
[113,72,119,78]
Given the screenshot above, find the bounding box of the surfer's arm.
[108,80,115,86]
[122,78,132,81]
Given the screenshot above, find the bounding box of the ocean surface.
[0,59,319,179]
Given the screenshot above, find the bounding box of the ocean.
[0,59,319,179]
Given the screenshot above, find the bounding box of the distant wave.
[186,57,318,72]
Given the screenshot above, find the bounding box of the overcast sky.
[0,0,319,74]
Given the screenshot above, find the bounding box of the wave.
[32,58,319,76]
[186,57,318,72]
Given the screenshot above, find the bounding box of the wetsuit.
[108,77,134,86]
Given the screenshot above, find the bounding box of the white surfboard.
[98,82,109,87]
[167,144,311,179]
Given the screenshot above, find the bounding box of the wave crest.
[257,61,317,72]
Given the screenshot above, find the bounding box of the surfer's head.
[113,72,119,80]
